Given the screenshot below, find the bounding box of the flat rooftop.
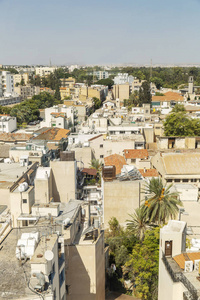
[0,163,28,182]
[0,226,53,299]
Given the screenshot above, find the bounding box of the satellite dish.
[45,250,54,261]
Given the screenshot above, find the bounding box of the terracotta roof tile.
[173,252,200,269]
[0,133,32,142]
[152,91,184,102]
[138,169,159,177]
[124,149,149,159]
[33,128,70,141]
[104,154,126,175]
[82,168,97,176]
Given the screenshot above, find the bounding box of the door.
[165,241,172,256]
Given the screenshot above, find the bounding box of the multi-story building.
[60,76,76,87]
[0,71,14,97]
[113,73,134,85]
[40,105,75,129]
[35,66,57,77]
[14,84,40,100]
[13,73,30,86]
[0,114,17,133]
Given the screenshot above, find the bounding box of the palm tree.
[89,159,102,172]
[126,207,149,241]
[143,177,182,225]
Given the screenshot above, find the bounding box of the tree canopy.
[163,109,200,136]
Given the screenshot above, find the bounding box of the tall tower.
[188,76,194,94]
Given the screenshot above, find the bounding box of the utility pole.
[150,59,152,79]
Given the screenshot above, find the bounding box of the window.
[191,179,197,182]
[23,199,27,204]
[100,155,104,158]
[167,179,173,183]
[100,144,103,148]
[182,179,188,183]
[131,159,136,163]
[174,179,180,183]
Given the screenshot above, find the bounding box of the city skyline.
[1,0,200,65]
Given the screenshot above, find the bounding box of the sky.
[1,0,200,65]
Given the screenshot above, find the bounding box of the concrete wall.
[112,84,130,101]
[65,232,105,300]
[74,147,94,168]
[10,186,35,227]
[103,179,142,228]
[143,128,154,144]
[50,160,77,202]
[35,171,52,204]
[185,137,195,149]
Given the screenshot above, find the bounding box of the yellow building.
[112,83,130,101]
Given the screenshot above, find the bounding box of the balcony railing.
[162,252,199,300]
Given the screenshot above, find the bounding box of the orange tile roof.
[138,168,159,177]
[173,252,200,269]
[33,128,70,141]
[82,168,97,176]
[0,133,32,142]
[124,149,148,159]
[104,154,126,175]
[50,112,66,118]
[152,91,184,102]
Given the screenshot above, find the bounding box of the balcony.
[162,252,199,300]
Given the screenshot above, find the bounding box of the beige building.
[102,166,143,228]
[151,152,200,186]
[50,159,77,202]
[13,73,29,86]
[112,83,130,101]
[14,84,40,99]
[60,76,76,87]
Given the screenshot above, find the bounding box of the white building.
[0,71,14,97]
[0,115,17,133]
[35,66,57,77]
[114,73,134,85]
[40,105,75,129]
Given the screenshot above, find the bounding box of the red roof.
[138,169,159,177]
[82,168,97,176]
[124,149,148,160]
[104,154,126,175]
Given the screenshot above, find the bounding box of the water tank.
[18,182,29,192]
[63,217,70,226]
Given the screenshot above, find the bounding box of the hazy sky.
[1,0,200,65]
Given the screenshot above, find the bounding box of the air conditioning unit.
[194,259,200,271]
[184,261,193,272]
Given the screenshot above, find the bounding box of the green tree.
[126,207,149,241]
[143,178,182,224]
[54,84,61,102]
[124,227,160,300]
[89,158,102,172]
[92,97,101,109]
[95,78,114,89]
[172,103,186,113]
[163,111,195,136]
[151,77,163,89]
[138,81,152,106]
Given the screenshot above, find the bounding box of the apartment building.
[112,83,130,101]
[13,73,29,86]
[40,105,75,129]
[0,70,14,97]
[0,114,17,133]
[114,73,134,85]
[60,76,76,87]
[35,66,57,76]
[14,84,40,99]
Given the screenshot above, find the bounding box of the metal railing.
[162,252,199,300]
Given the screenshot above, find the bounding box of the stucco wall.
[50,160,77,203]
[103,179,142,228]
